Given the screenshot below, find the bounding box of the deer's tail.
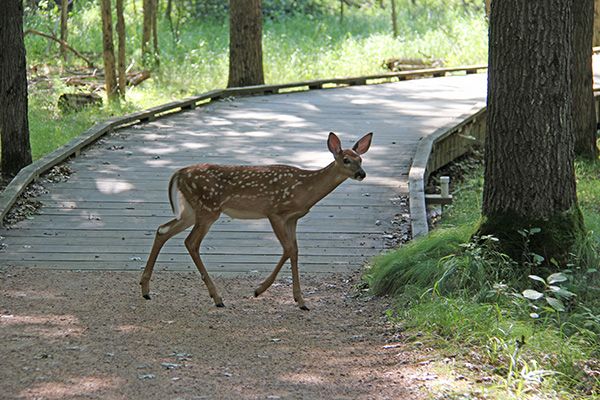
[168,172,181,219]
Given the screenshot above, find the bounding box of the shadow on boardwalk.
[0,73,486,273]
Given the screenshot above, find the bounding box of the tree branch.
[24,29,95,68]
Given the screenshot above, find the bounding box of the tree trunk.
[60,0,68,61]
[0,0,32,178]
[100,0,118,102]
[152,0,159,65]
[142,0,152,62]
[479,0,583,265]
[391,0,398,37]
[594,0,600,46]
[573,0,598,159]
[116,0,127,96]
[142,0,159,65]
[227,0,264,88]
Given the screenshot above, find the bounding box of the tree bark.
[227,0,264,88]
[572,0,598,159]
[60,0,68,61]
[594,0,600,46]
[152,0,159,64]
[391,0,398,37]
[0,0,32,178]
[100,0,118,102]
[142,0,152,61]
[116,0,126,96]
[142,0,159,65]
[480,0,583,265]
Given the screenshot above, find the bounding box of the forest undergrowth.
[23,0,487,160]
[366,154,600,399]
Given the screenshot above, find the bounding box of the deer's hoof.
[143,294,151,300]
[215,302,225,308]
[254,289,260,297]
[299,305,310,311]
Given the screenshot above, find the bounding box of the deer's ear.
[353,132,373,155]
[327,132,342,155]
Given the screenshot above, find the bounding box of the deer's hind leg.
[140,214,194,299]
[184,211,224,307]
[259,216,307,310]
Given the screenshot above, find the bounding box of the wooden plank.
[0,260,354,273]
[0,71,491,272]
[2,242,379,256]
[0,228,382,241]
[0,236,383,250]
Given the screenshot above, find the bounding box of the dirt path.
[0,269,432,400]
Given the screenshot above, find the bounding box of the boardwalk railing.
[408,103,486,237]
[410,90,600,238]
[0,65,487,226]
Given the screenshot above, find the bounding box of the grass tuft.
[368,156,600,398]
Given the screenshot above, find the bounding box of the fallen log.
[58,93,102,113]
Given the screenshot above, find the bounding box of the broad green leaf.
[532,254,544,265]
[547,273,568,284]
[545,297,565,312]
[522,289,544,300]
[528,275,546,284]
[554,288,576,298]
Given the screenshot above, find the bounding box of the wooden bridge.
[0,72,488,274]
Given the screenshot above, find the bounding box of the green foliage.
[368,158,600,398]
[22,2,487,161]
[366,224,474,297]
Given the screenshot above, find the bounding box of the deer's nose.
[354,170,366,180]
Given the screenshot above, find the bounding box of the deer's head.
[328,132,373,181]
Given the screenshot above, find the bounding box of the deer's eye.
[343,158,350,164]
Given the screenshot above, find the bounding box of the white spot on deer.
[187,173,192,178]
[191,182,197,189]
[158,226,170,234]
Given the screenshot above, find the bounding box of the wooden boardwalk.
[0,73,487,274]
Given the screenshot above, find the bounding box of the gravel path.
[0,269,430,400]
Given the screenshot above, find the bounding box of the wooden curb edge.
[408,102,487,238]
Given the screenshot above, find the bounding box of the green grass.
[22,3,488,162]
[367,157,600,399]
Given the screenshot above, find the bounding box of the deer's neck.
[301,162,347,208]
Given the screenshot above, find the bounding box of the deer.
[139,131,373,310]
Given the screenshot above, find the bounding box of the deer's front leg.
[141,216,193,299]
[285,219,308,310]
[184,213,224,307]
[266,216,308,310]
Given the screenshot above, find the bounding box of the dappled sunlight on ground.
[1,313,85,339]
[0,269,435,399]
[95,179,135,194]
[19,376,125,400]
